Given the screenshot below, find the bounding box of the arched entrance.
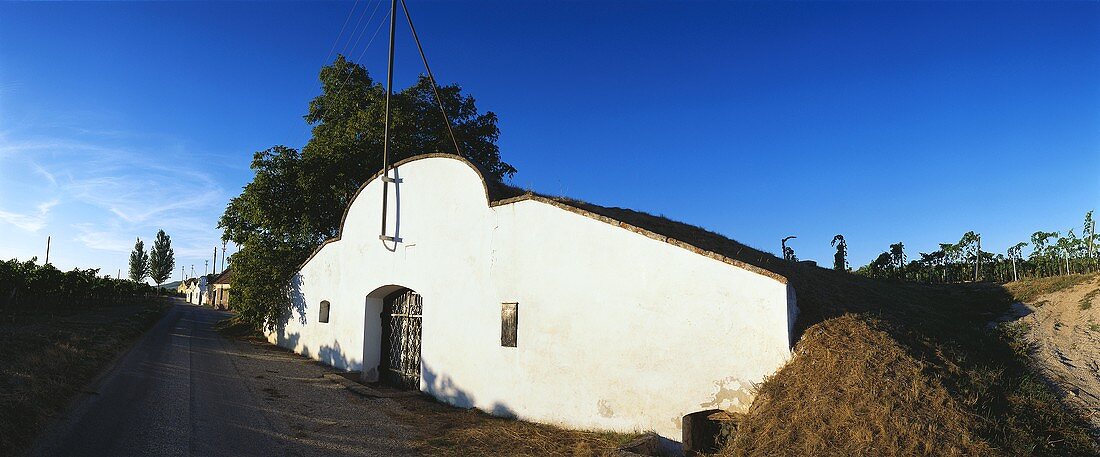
[379,288,422,389]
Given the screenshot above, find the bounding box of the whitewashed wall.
[267,156,795,441]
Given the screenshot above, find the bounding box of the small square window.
[319,300,331,323]
[501,302,518,347]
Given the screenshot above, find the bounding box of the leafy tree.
[889,242,905,276]
[1030,231,1059,276]
[220,56,515,331]
[1085,211,1096,259]
[148,230,175,288]
[1007,242,1027,281]
[831,235,848,271]
[128,238,149,283]
[782,236,797,262]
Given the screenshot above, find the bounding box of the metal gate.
[381,289,422,389]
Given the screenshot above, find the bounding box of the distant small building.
[211,268,232,310]
[176,279,193,295]
[181,278,203,305]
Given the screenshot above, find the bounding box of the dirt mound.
[725,315,990,456]
[721,265,1098,457]
[1006,274,1100,436]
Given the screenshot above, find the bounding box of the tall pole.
[212,247,217,275]
[221,239,227,272]
[45,236,51,265]
[379,0,398,242]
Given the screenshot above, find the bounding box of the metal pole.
[379,0,398,241]
[45,236,51,264]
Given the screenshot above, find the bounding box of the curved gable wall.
[271,155,795,441]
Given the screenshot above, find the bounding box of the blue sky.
[1,1,1098,280]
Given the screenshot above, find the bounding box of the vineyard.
[0,258,157,308]
[853,211,1098,283]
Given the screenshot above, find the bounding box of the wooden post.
[45,236,51,264]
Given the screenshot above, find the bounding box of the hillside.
[721,264,1099,456]
[158,280,182,290]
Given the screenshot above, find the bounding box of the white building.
[268,154,797,441]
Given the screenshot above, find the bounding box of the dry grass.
[1004,273,1095,303]
[726,315,990,456]
[0,300,169,455]
[719,265,1098,457]
[1080,288,1099,310]
[386,394,637,457]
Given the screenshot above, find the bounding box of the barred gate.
[381,289,422,389]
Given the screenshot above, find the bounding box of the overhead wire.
[345,0,386,61]
[340,0,376,57]
[322,0,361,66]
[399,0,462,156]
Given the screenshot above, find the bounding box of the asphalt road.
[29,301,409,457]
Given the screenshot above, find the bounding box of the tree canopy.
[128,238,148,283]
[220,56,515,330]
[148,230,175,288]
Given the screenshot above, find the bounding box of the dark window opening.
[319,300,331,323]
[501,302,518,347]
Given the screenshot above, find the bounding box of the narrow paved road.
[30,302,409,457]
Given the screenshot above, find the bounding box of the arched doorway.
[379,288,422,389]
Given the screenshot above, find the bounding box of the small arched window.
[319,300,331,323]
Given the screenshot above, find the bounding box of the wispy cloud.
[0,198,58,232]
[0,119,239,277]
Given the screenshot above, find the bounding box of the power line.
[354,4,392,65]
[322,0,361,65]
[341,0,375,57]
[345,0,385,59]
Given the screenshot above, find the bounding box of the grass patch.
[0,299,169,455]
[388,394,639,456]
[1004,273,1095,303]
[1089,323,1100,333]
[1080,289,1099,310]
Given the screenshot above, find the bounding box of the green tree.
[128,238,149,283]
[831,235,848,271]
[1007,242,1027,281]
[889,242,905,278]
[220,56,515,331]
[148,230,175,288]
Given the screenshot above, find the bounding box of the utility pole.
[212,247,218,275]
[191,265,195,278]
[221,239,227,272]
[204,260,208,276]
[45,236,51,265]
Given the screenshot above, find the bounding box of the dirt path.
[30,304,412,456]
[1015,277,1100,434]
